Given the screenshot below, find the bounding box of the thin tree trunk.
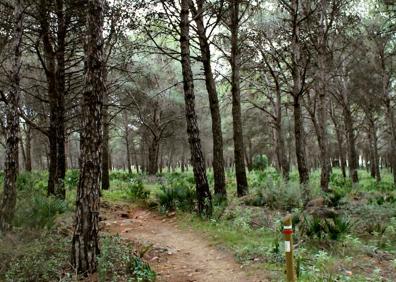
[190,0,226,199]
[230,0,248,196]
[293,96,309,185]
[317,72,331,191]
[101,100,110,189]
[343,104,359,183]
[275,86,289,179]
[71,0,105,273]
[180,0,212,216]
[336,129,346,178]
[0,0,22,232]
[123,111,132,174]
[25,124,32,172]
[20,128,26,171]
[55,0,66,199]
[368,118,381,182]
[291,0,309,187]
[148,137,160,175]
[384,101,396,184]
[39,0,66,199]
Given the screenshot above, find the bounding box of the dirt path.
[102,205,269,282]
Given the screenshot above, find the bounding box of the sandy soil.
[102,205,269,282]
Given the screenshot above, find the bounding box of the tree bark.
[343,103,359,183]
[190,0,226,199]
[55,0,66,198]
[148,137,160,175]
[335,126,346,178]
[0,0,22,232]
[230,0,248,197]
[101,100,110,190]
[180,0,212,216]
[293,96,309,185]
[39,0,66,199]
[368,118,381,182]
[274,84,289,180]
[24,124,32,172]
[291,0,309,186]
[71,0,105,273]
[314,0,332,193]
[123,111,132,174]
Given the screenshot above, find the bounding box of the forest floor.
[101,202,269,282]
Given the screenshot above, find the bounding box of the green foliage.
[246,177,302,210]
[64,169,79,189]
[13,193,69,229]
[98,235,155,282]
[352,203,396,236]
[300,214,353,240]
[16,172,48,192]
[127,179,150,200]
[1,233,70,282]
[326,187,348,207]
[368,191,396,205]
[252,154,268,171]
[329,173,352,191]
[110,170,137,181]
[156,184,196,213]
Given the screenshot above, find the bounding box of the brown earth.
[102,205,269,282]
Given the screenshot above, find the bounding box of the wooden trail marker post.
[283,214,296,282]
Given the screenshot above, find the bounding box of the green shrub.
[64,169,79,189]
[15,172,48,192]
[16,172,34,191]
[1,233,70,282]
[13,193,69,229]
[368,191,396,205]
[156,184,196,213]
[157,186,177,211]
[252,154,268,171]
[326,187,348,207]
[126,179,150,200]
[110,170,136,181]
[246,177,302,210]
[353,203,396,235]
[300,214,352,240]
[98,235,155,282]
[330,173,352,191]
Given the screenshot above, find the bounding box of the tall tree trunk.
[123,111,132,174]
[101,100,110,189]
[0,0,22,232]
[314,0,331,193]
[39,0,66,199]
[343,104,359,183]
[368,118,381,182]
[24,124,32,172]
[180,0,212,216]
[148,137,160,175]
[244,139,253,172]
[330,104,346,178]
[55,0,66,198]
[291,0,309,186]
[293,96,309,185]
[274,85,289,180]
[190,0,226,199]
[71,0,105,273]
[335,128,346,178]
[384,100,396,184]
[317,71,331,191]
[20,129,27,170]
[230,0,248,196]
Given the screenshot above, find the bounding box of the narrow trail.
[102,205,269,282]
